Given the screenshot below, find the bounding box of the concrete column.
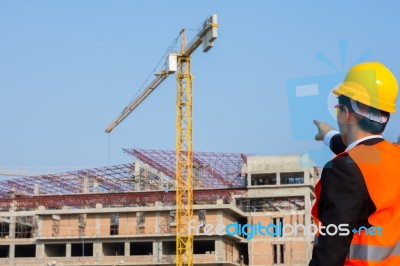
[277,243,281,263]
[304,192,313,262]
[247,173,252,187]
[160,173,165,191]
[7,199,16,240]
[215,211,224,262]
[9,208,16,239]
[304,193,311,227]
[216,210,223,227]
[96,214,101,237]
[142,164,149,190]
[82,177,89,193]
[37,206,45,238]
[66,243,71,258]
[155,210,160,234]
[9,243,15,259]
[94,241,102,259]
[303,170,309,185]
[153,241,159,263]
[124,241,130,257]
[96,204,102,237]
[158,240,162,263]
[36,243,45,258]
[215,237,223,262]
[34,184,40,195]
[276,172,281,185]
[134,161,141,191]
[124,212,129,236]
[93,180,99,193]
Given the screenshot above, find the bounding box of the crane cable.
[105,32,183,165]
[131,31,183,101]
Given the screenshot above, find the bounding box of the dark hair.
[338,95,390,134]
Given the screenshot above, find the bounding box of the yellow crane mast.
[105,14,218,266]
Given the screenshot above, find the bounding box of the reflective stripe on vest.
[348,241,400,261]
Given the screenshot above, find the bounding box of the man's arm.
[313,120,347,154]
[309,155,371,266]
[329,134,347,155]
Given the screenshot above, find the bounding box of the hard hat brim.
[333,82,396,113]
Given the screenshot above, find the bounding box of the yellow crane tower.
[105,14,218,266]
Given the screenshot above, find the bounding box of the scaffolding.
[0,149,247,209]
[125,149,247,188]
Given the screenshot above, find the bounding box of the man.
[309,62,400,265]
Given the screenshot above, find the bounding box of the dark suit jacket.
[309,134,378,266]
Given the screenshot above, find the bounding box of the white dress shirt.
[323,130,383,152]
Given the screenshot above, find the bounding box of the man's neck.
[344,129,383,151]
[346,131,374,146]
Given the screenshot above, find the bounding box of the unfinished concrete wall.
[98,213,111,237]
[83,214,94,236]
[60,214,80,237]
[40,216,51,237]
[158,211,174,234]
[246,155,316,187]
[193,253,219,264]
[247,213,310,265]
[119,212,136,235]
[221,240,241,263]
[222,211,242,226]
[142,212,156,234]
[97,212,135,236]
[40,213,108,238]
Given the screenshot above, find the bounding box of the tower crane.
[105,14,218,266]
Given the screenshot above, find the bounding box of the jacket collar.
[345,135,384,152]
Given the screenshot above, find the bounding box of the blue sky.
[1,1,399,176]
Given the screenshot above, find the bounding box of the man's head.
[335,95,389,136]
[333,62,398,144]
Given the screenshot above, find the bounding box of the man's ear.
[343,106,350,122]
[343,105,357,125]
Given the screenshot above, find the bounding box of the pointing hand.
[313,120,336,141]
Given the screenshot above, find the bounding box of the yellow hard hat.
[333,62,398,113]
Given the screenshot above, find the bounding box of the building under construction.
[0,149,318,266]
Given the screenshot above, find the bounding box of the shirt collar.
[345,135,383,152]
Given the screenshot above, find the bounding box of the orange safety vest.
[312,140,400,265]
